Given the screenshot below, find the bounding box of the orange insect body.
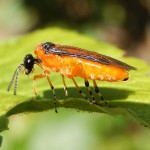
[35,44,129,82]
[8,42,136,112]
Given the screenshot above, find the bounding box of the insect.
[8,42,136,112]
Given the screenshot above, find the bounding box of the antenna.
[7,64,24,95]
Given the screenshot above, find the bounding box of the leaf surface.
[0,27,150,133]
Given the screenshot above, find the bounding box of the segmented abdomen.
[60,56,129,81]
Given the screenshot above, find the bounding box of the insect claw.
[55,108,58,113]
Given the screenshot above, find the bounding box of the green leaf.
[0,135,3,147]
[0,27,150,133]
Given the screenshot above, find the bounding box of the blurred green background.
[1,0,150,150]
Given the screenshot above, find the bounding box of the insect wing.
[49,44,137,71]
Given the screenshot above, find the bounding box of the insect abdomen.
[61,57,129,81]
[86,64,129,81]
[71,59,129,82]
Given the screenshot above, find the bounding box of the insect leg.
[33,74,46,96]
[33,72,58,113]
[45,75,58,113]
[92,80,108,105]
[84,80,95,101]
[72,77,89,101]
[72,63,96,101]
[61,74,68,97]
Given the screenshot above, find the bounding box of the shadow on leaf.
[0,87,150,135]
[41,87,134,101]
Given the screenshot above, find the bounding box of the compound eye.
[42,42,55,52]
[24,54,34,75]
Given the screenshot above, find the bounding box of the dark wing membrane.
[49,45,137,71]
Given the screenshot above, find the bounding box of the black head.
[24,54,35,75]
[7,54,40,95]
[42,42,55,53]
